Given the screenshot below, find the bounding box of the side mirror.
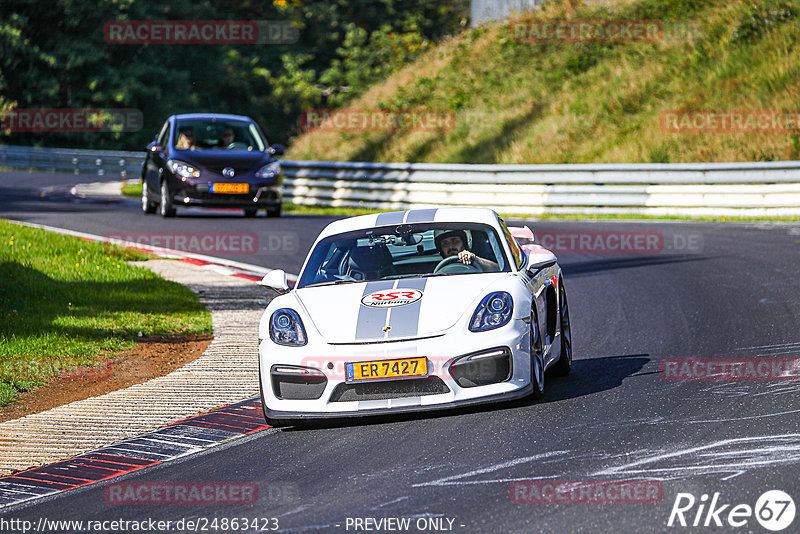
[524,250,557,278]
[269,144,285,156]
[259,269,289,293]
[147,141,163,153]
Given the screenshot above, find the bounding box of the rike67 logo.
[668,490,795,531]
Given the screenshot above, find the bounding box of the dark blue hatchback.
[141,113,285,217]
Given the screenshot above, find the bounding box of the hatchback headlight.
[470,292,513,332]
[269,308,307,346]
[255,161,280,180]
[167,160,200,179]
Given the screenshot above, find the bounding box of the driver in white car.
[434,229,499,271]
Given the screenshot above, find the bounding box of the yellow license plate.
[345,357,428,382]
[211,182,249,194]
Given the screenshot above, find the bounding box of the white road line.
[412,452,568,488]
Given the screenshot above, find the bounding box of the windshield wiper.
[382,272,454,280]
[304,279,359,288]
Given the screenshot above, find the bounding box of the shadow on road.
[561,255,711,277]
[276,353,650,431]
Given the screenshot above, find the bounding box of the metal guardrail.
[0,144,144,177]
[280,160,800,216]
[3,144,800,216]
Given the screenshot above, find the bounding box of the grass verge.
[120,181,141,197]
[0,219,212,407]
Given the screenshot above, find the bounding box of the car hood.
[293,273,509,343]
[174,150,271,169]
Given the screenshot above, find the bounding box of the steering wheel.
[433,255,484,274]
[226,141,248,150]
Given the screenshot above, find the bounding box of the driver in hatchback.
[218,126,235,148]
[434,230,499,271]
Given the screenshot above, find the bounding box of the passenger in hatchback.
[175,127,196,150]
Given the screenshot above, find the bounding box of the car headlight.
[167,160,200,179]
[255,161,280,180]
[469,292,513,332]
[269,308,307,346]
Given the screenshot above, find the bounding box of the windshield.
[297,222,510,289]
[173,120,266,151]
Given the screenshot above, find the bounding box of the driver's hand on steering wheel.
[458,250,475,264]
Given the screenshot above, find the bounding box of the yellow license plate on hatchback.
[345,357,428,382]
[211,182,249,194]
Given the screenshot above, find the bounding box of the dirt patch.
[0,335,213,423]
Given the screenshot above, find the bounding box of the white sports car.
[258,207,572,425]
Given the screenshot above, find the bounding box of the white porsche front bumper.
[258,318,533,420]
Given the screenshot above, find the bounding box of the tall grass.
[288,0,800,164]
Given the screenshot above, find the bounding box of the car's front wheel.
[551,280,572,377]
[266,205,282,218]
[530,307,545,400]
[142,181,157,214]
[159,181,176,218]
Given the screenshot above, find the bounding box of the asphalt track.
[1,170,800,533]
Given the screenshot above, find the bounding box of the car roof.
[318,207,503,240]
[170,113,254,122]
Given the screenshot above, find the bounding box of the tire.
[530,307,545,400]
[243,208,258,218]
[141,181,157,214]
[266,204,282,218]
[159,180,176,218]
[551,280,573,377]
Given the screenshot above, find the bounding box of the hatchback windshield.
[297,223,510,288]
[173,120,266,151]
